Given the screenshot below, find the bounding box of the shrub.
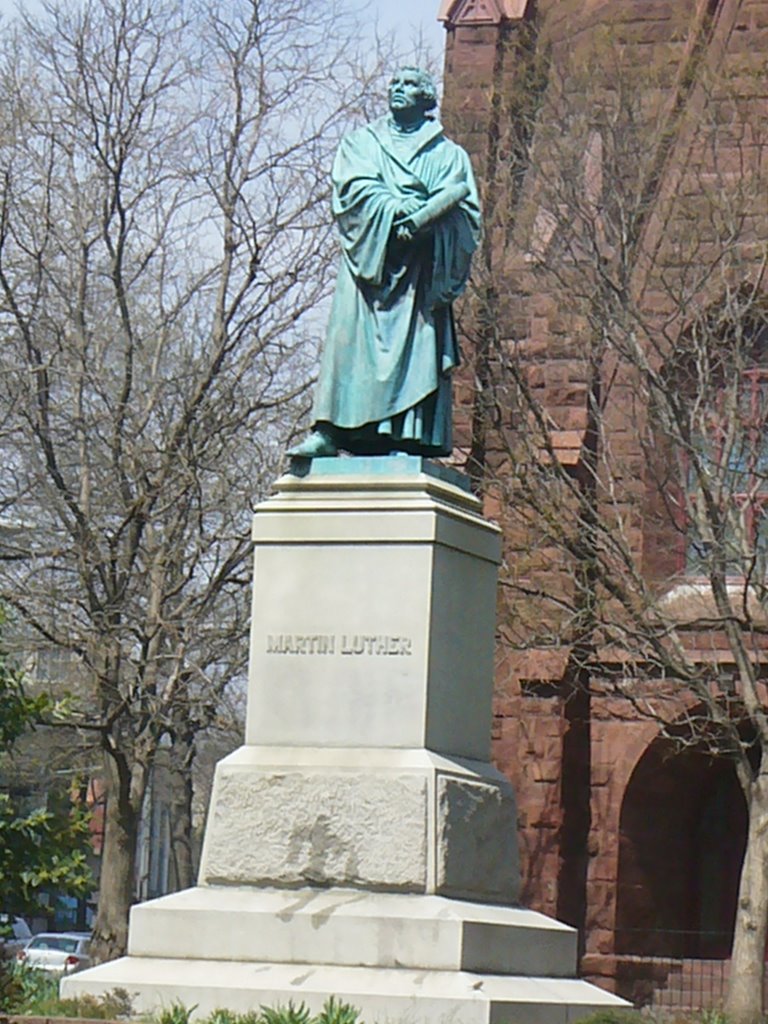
[151,999,361,1024]
[0,962,133,1019]
[260,1003,312,1024]
[573,1012,646,1024]
[314,996,361,1024]
[0,960,59,1013]
[155,1002,199,1024]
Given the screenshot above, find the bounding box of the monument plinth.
[63,459,626,1022]
[199,456,517,904]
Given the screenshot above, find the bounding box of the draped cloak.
[311,116,481,454]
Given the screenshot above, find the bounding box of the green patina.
[290,68,481,459]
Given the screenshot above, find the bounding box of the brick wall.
[440,0,768,989]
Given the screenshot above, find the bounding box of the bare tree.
[0,0,399,960]
[460,24,768,1024]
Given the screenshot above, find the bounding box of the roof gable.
[437,0,530,27]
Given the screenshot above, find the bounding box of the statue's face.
[388,69,427,115]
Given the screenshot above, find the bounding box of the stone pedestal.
[63,457,626,1022]
[198,457,517,905]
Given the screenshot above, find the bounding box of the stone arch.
[614,727,747,958]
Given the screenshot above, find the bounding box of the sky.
[372,0,446,61]
[0,0,448,61]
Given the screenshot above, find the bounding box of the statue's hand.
[404,183,471,234]
[396,195,424,219]
[396,222,415,242]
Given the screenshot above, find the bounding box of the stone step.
[62,955,626,1024]
[126,886,578,977]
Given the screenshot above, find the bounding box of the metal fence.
[611,930,736,1010]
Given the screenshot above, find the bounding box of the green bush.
[2,985,360,1024]
[149,999,361,1024]
[0,960,133,1019]
[259,1003,311,1024]
[575,1011,732,1024]
[0,956,24,1012]
[42,988,134,1020]
[154,1002,199,1024]
[0,959,60,1013]
[206,1010,261,1024]
[573,1012,646,1024]
[698,1011,729,1024]
[314,996,360,1024]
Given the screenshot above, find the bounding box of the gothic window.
[681,316,768,577]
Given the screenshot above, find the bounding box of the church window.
[682,321,768,578]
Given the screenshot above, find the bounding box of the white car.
[17,931,92,974]
[0,914,32,955]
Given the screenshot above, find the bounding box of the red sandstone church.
[439,0,768,1006]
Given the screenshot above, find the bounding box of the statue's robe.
[312,116,481,455]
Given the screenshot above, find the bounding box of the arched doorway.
[615,735,747,958]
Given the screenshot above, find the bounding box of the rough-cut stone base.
[62,888,628,1023]
[198,747,519,904]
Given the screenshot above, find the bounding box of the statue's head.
[388,67,438,117]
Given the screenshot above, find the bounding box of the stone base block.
[198,747,519,904]
[62,957,626,1024]
[64,886,629,1024]
[125,888,577,977]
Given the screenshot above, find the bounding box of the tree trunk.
[169,760,196,891]
[89,751,141,964]
[725,773,768,1024]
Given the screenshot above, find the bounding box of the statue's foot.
[287,430,338,458]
